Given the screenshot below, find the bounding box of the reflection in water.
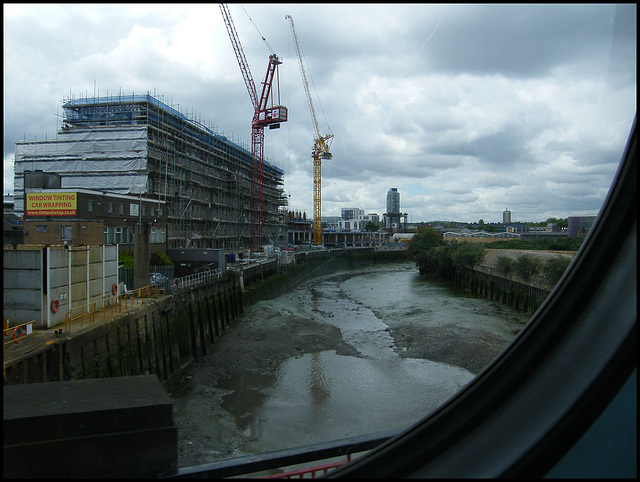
[185,265,528,456]
[217,373,274,439]
[309,352,331,408]
[240,350,472,453]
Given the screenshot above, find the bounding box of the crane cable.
[376,11,446,99]
[306,50,332,136]
[286,15,332,136]
[241,5,275,55]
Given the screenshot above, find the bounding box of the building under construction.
[12,93,288,251]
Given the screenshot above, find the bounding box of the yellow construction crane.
[286,14,333,247]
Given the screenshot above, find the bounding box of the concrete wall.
[4,245,119,329]
[3,249,43,324]
[3,277,243,389]
[452,266,551,315]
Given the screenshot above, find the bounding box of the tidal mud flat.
[171,263,531,467]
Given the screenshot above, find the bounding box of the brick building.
[22,188,167,251]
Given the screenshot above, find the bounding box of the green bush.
[412,240,486,276]
[150,251,173,266]
[408,227,444,274]
[118,250,134,268]
[514,254,542,278]
[497,256,515,275]
[432,242,457,273]
[543,256,572,285]
[451,242,486,268]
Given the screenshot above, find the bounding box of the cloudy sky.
[3,4,636,223]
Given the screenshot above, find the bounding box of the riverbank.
[171,294,365,466]
[171,264,530,467]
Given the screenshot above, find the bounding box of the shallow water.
[239,350,472,453]
[194,264,528,455]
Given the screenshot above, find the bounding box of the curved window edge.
[329,115,637,478]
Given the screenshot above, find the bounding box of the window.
[119,203,125,215]
[115,227,122,244]
[108,226,115,245]
[61,225,72,241]
[3,4,635,479]
[87,201,94,213]
[150,227,156,243]
[108,203,114,214]
[103,227,108,245]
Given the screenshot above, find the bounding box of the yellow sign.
[26,192,77,216]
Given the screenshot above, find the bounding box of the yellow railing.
[64,284,158,332]
[119,284,158,311]
[3,319,37,359]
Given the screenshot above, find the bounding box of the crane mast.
[286,14,333,247]
[220,4,287,254]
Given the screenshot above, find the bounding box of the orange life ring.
[112,284,118,295]
[51,299,60,313]
[12,327,23,343]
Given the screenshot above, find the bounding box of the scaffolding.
[13,93,288,251]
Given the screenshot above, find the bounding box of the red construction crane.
[220,3,287,254]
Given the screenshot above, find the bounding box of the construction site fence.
[64,284,158,332]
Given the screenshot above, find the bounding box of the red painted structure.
[220,4,287,254]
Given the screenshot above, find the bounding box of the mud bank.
[171,264,530,467]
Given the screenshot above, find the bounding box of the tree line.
[407,227,574,286]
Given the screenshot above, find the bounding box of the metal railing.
[173,430,394,478]
[64,284,158,332]
[3,319,37,359]
[259,457,351,479]
[174,268,223,290]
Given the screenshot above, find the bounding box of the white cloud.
[3,3,636,223]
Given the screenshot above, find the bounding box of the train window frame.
[329,117,636,478]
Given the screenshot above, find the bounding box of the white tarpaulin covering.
[15,127,147,165]
[60,174,148,192]
[13,127,149,214]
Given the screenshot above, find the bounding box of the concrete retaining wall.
[3,249,42,323]
[4,248,545,388]
[3,277,243,389]
[452,266,551,315]
[3,245,119,329]
[3,249,383,387]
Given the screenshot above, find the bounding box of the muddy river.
[171,263,531,467]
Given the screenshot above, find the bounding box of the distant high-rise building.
[503,208,512,224]
[341,207,363,220]
[386,188,401,228]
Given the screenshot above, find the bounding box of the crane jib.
[221,3,288,254]
[287,14,334,247]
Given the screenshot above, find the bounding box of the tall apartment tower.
[503,208,512,224]
[386,188,401,228]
